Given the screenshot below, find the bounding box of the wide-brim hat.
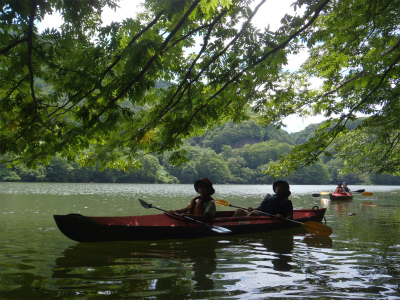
[272,180,291,197]
[194,178,215,195]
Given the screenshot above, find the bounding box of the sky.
[38,0,325,133]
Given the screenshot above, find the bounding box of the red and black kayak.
[54,207,327,242]
[329,192,353,201]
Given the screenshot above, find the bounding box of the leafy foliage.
[1,0,399,178]
[259,0,400,177]
[2,0,307,170]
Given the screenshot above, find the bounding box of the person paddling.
[342,182,351,193]
[232,180,293,220]
[334,182,346,194]
[169,178,216,221]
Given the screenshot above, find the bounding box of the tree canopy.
[1,0,399,177]
[256,0,400,176]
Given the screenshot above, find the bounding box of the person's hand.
[275,214,282,219]
[168,210,176,214]
[248,207,254,212]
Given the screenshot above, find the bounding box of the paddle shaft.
[138,199,231,234]
[227,203,303,225]
[214,199,332,236]
[146,202,212,226]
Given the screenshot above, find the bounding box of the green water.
[1,183,399,299]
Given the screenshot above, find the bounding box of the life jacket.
[259,193,291,216]
[188,196,213,215]
[335,187,345,194]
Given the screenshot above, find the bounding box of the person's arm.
[285,201,294,219]
[185,211,214,221]
[276,201,293,219]
[284,212,293,220]
[168,205,190,215]
[256,194,272,213]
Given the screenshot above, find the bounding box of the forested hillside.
[1,119,399,185]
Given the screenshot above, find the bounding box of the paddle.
[352,189,373,195]
[312,191,331,197]
[214,199,332,236]
[362,201,399,207]
[360,192,373,196]
[138,199,231,234]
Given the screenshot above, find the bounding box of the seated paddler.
[334,182,346,194]
[169,178,217,221]
[232,180,293,220]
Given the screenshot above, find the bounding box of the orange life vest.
[188,196,213,215]
[335,187,345,194]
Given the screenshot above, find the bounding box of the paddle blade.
[320,192,330,195]
[215,199,230,207]
[312,193,321,197]
[354,189,366,193]
[209,225,232,234]
[301,221,333,236]
[138,199,152,209]
[362,192,373,196]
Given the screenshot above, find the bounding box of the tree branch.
[27,0,38,112]
[209,0,331,103]
[100,9,165,83]
[88,1,202,130]
[0,36,28,56]
[151,0,266,126]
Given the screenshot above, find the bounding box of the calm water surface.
[1,183,400,299]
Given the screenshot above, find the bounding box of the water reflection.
[246,230,333,272]
[319,197,357,217]
[302,234,333,249]
[52,229,335,296]
[53,238,219,295]
[259,232,295,271]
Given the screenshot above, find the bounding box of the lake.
[1,183,400,299]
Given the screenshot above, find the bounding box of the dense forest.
[1,118,399,185]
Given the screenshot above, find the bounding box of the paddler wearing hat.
[169,178,216,221]
[232,180,293,219]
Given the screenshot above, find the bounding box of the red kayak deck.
[91,209,322,226]
[54,208,327,242]
[329,192,353,201]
